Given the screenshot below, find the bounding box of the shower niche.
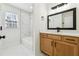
[47,8,76,30]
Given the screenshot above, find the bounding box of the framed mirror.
[47,8,76,30]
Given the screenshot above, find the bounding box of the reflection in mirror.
[49,14,62,28]
[47,8,76,30]
[63,11,73,28]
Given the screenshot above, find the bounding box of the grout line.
[20,9,22,44]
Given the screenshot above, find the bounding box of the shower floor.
[0,44,34,56]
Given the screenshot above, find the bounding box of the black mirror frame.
[47,8,76,30]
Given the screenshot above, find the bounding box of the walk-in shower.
[0,3,34,56]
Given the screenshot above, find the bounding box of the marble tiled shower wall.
[0,3,32,48]
[0,4,21,48]
[21,10,32,39]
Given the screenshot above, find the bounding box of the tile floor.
[0,44,34,56]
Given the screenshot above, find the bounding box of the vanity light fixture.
[51,3,68,10]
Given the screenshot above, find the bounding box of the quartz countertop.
[40,31,79,37]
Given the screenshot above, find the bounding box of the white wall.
[33,3,79,56]
[32,3,47,56]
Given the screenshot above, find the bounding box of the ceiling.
[9,3,59,13]
[9,3,33,13]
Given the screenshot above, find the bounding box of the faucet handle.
[0,35,5,39]
[57,27,60,32]
[3,35,5,39]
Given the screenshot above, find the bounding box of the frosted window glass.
[5,12,18,28]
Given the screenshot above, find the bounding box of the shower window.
[5,12,18,28]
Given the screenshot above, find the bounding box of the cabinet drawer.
[47,34,61,40]
[63,36,79,44]
[40,33,47,38]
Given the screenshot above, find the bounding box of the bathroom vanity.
[40,32,79,56]
[40,5,78,56]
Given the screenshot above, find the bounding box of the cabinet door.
[54,41,78,56]
[40,37,54,56]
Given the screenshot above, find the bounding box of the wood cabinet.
[40,33,54,56]
[54,41,78,56]
[40,33,79,56]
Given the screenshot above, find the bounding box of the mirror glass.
[47,8,76,30]
[49,14,62,28]
[63,11,73,28]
